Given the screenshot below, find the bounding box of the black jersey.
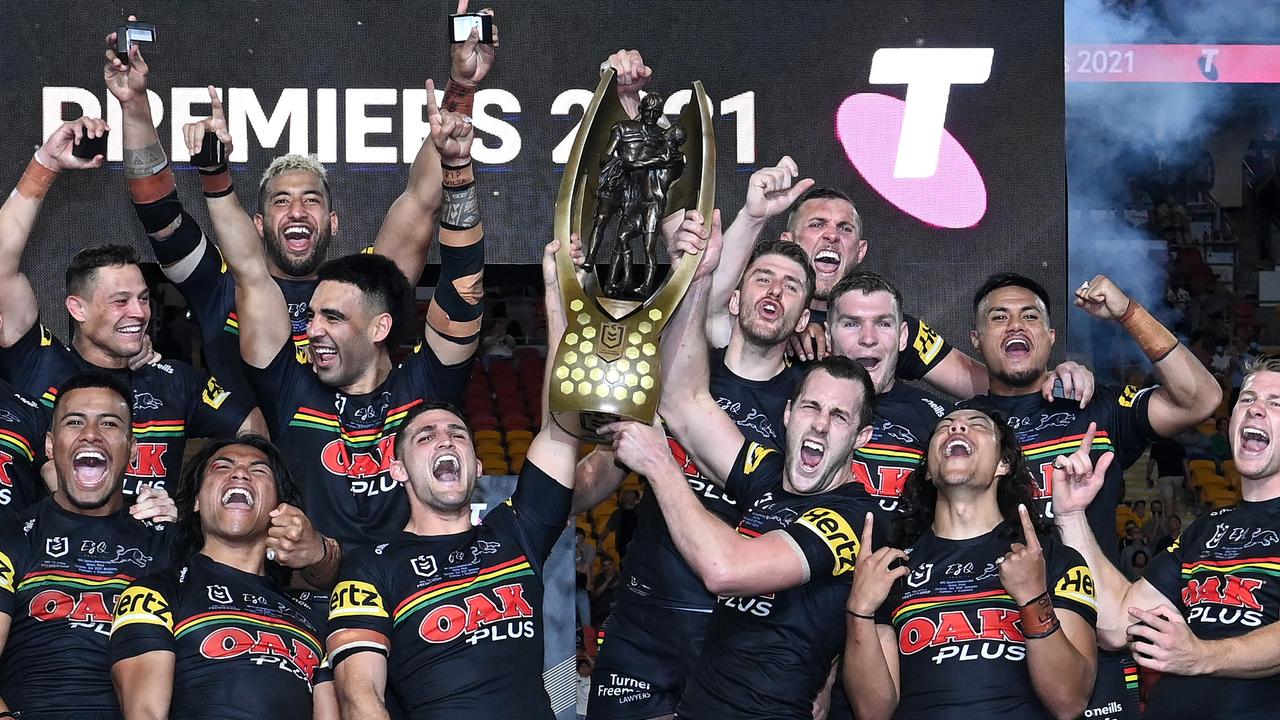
[807,310,952,382]
[0,378,49,510]
[965,386,1160,559]
[851,382,947,517]
[155,234,317,398]
[676,441,880,720]
[1142,498,1280,719]
[0,498,173,720]
[881,526,1097,719]
[0,323,252,496]
[108,553,329,720]
[624,349,804,610]
[327,460,570,719]
[248,341,471,546]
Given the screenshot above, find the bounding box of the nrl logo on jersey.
[208,585,234,604]
[411,555,438,578]
[907,563,933,588]
[46,537,68,558]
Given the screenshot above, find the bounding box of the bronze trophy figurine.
[550,69,715,442]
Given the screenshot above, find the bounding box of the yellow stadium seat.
[506,429,534,444]
[483,460,510,475]
[475,429,502,444]
[507,439,532,456]
[1187,459,1217,474]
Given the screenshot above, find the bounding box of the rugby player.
[325,238,580,719]
[0,118,261,496]
[110,436,337,719]
[216,82,484,546]
[843,407,1099,719]
[580,212,812,718]
[107,9,493,397]
[963,273,1220,719]
[0,372,177,719]
[602,226,880,719]
[1053,356,1280,720]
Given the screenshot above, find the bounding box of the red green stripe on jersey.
[223,312,240,336]
[392,556,535,626]
[132,419,186,439]
[18,569,136,593]
[39,387,57,409]
[288,400,423,447]
[1182,557,1280,579]
[174,609,323,652]
[892,589,1015,623]
[0,428,35,462]
[1018,431,1115,462]
[855,442,925,464]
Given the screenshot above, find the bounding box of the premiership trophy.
[549,69,715,442]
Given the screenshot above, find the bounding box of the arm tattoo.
[123,142,169,179]
[441,185,480,228]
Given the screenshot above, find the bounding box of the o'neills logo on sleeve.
[796,507,860,576]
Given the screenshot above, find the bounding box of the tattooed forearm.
[123,142,169,179]
[441,185,480,228]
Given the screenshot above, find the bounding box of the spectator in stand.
[1131,499,1149,529]
[576,654,593,720]
[590,554,621,627]
[1126,549,1150,581]
[1144,499,1170,544]
[1211,341,1231,377]
[1210,416,1232,469]
[1147,435,1189,517]
[1119,524,1152,578]
[1154,514,1182,553]
[600,488,640,560]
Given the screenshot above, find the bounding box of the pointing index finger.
[207,85,226,121]
[860,512,875,556]
[1077,421,1098,459]
[1018,504,1041,552]
[425,78,441,120]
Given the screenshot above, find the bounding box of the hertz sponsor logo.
[330,580,388,618]
[1118,385,1139,408]
[0,549,14,592]
[1054,566,1098,609]
[112,585,173,633]
[912,320,944,365]
[796,507,859,575]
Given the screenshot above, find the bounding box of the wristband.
[126,164,176,204]
[847,610,877,621]
[442,161,474,189]
[1020,591,1061,639]
[198,164,233,197]
[1118,300,1178,363]
[442,78,476,116]
[16,155,58,200]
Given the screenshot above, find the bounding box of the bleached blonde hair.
[257,154,332,213]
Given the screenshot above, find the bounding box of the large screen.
[5,1,1064,357]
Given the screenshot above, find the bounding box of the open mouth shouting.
[1240,426,1271,457]
[310,344,338,369]
[799,438,826,473]
[433,453,461,485]
[813,248,842,279]
[1002,335,1032,361]
[756,298,782,322]
[220,486,256,511]
[72,448,110,489]
[281,224,315,254]
[944,437,973,458]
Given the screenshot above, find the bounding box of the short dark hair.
[174,435,301,586]
[790,355,876,429]
[66,244,142,297]
[828,270,904,323]
[972,273,1052,317]
[394,400,471,458]
[53,371,134,424]
[740,239,817,308]
[784,186,860,237]
[316,253,414,349]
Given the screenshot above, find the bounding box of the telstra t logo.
[836,48,993,229]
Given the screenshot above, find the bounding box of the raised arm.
[524,236,586,489]
[0,118,106,348]
[333,652,390,720]
[656,210,744,485]
[572,448,628,514]
[1076,275,1221,435]
[843,514,905,720]
[1054,423,1175,648]
[371,3,496,281]
[707,159,813,348]
[607,419,809,596]
[420,84,485,367]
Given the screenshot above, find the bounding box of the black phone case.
[191,132,225,167]
[71,131,109,160]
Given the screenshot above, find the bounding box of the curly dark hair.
[892,405,1053,548]
[173,435,303,587]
